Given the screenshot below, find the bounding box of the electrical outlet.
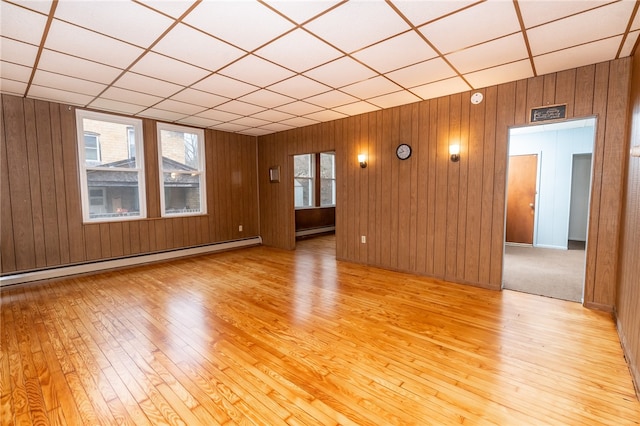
[238,225,243,232]
[361,235,366,243]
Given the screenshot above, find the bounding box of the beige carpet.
[502,244,586,302]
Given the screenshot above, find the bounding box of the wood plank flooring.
[1,234,639,425]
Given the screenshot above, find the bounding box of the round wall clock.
[396,143,412,160]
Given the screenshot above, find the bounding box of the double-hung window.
[294,152,336,208]
[320,152,336,207]
[157,123,206,216]
[294,154,314,208]
[76,110,146,222]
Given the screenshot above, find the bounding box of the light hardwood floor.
[2,235,639,425]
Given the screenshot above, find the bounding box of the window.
[157,123,206,216]
[76,110,146,222]
[320,152,336,206]
[294,154,314,208]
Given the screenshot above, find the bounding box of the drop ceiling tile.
[101,86,163,107]
[410,76,471,100]
[304,109,347,122]
[0,61,31,82]
[177,116,222,128]
[196,109,242,122]
[32,70,106,96]
[620,31,640,57]
[527,1,635,56]
[279,116,319,127]
[251,109,295,122]
[255,29,342,73]
[518,0,611,29]
[115,72,182,98]
[269,75,331,99]
[446,33,528,74]
[633,8,640,31]
[46,20,144,69]
[185,1,295,51]
[333,101,380,116]
[0,37,39,67]
[138,108,187,122]
[0,2,47,45]
[88,98,147,115]
[170,88,228,109]
[217,100,266,116]
[220,55,295,87]
[229,116,271,128]
[258,122,295,132]
[303,56,377,88]
[419,0,521,54]
[305,1,410,53]
[130,52,210,86]
[305,90,358,108]
[10,0,53,14]
[341,76,402,99]
[238,90,295,108]
[153,24,245,72]
[54,1,173,48]
[28,85,94,105]
[38,49,122,84]
[392,0,477,27]
[464,59,533,89]
[367,90,421,109]
[212,122,251,133]
[137,0,195,19]
[241,127,273,136]
[386,57,456,88]
[534,36,622,75]
[192,74,258,99]
[263,0,340,24]
[0,79,28,95]
[275,100,324,116]
[153,99,207,116]
[352,31,437,73]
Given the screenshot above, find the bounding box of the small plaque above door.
[530,104,567,123]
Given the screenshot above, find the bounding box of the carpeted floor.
[502,243,586,302]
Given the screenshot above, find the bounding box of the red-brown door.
[506,154,538,244]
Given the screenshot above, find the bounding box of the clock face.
[396,143,412,160]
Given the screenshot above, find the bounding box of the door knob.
[529,203,535,209]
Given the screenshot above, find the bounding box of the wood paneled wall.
[617,51,640,397]
[258,58,632,309]
[0,94,259,274]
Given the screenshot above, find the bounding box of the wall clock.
[396,143,412,160]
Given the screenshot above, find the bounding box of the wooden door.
[506,154,538,244]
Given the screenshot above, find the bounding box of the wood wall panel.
[257,58,632,305]
[616,49,640,397]
[1,95,260,275]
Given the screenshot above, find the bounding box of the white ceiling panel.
[387,57,456,89]
[280,116,319,127]
[527,1,635,56]
[28,84,94,105]
[241,127,273,136]
[341,76,402,99]
[0,78,28,95]
[32,70,106,96]
[255,29,342,73]
[634,7,640,30]
[303,56,377,88]
[275,100,324,116]
[410,77,471,101]
[177,116,222,128]
[114,72,183,98]
[392,0,477,27]
[184,1,295,51]
[213,122,251,132]
[446,33,529,74]
[257,122,295,133]
[0,61,31,82]
[419,0,521,54]
[10,0,53,14]
[620,31,640,57]
[367,90,421,109]
[352,31,437,73]
[153,99,207,116]
[137,0,196,19]
[0,37,39,67]
[88,98,147,115]
[46,20,144,69]
[129,52,210,86]
[54,0,173,47]
[251,109,295,122]
[518,0,612,29]
[534,36,622,75]
[304,109,347,122]
[220,55,295,87]
[305,1,410,53]
[38,49,122,84]
[196,109,242,122]
[170,88,228,109]
[0,2,47,45]
[333,101,380,116]
[238,89,295,108]
[217,100,266,116]
[268,75,331,99]
[100,86,163,107]
[229,116,271,128]
[263,0,341,24]
[153,24,245,72]
[305,90,359,109]
[464,59,533,90]
[138,108,187,122]
[192,74,257,99]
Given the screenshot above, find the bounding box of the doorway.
[502,118,596,302]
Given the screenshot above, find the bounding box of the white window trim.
[76,109,146,223]
[157,122,207,217]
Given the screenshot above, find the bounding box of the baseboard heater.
[295,226,335,237]
[0,236,262,287]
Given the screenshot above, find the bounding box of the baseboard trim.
[616,315,640,400]
[583,301,614,313]
[0,237,262,287]
[295,226,335,237]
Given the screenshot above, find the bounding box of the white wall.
[569,154,592,241]
[509,121,595,249]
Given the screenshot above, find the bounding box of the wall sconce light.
[631,145,640,158]
[449,144,460,162]
[358,154,367,168]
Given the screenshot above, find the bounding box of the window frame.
[76,109,146,223]
[294,153,315,209]
[157,122,207,217]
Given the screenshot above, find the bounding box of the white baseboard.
[0,237,262,287]
[295,226,335,237]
